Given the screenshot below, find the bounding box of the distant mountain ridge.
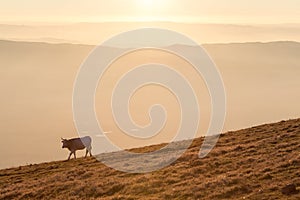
[1,22,300,45]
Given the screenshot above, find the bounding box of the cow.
[61,136,92,160]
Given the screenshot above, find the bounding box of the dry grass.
[0,119,300,199]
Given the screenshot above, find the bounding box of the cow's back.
[68,136,91,150]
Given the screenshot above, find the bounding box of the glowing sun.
[140,0,154,7]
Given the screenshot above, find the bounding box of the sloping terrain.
[0,119,299,199]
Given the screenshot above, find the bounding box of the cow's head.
[61,138,68,148]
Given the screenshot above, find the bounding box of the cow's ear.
[61,137,64,141]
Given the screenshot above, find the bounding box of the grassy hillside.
[0,119,299,199]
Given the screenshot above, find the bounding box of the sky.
[0,0,300,24]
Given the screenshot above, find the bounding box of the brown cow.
[61,136,92,160]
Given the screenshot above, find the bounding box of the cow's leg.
[74,151,76,159]
[85,148,88,158]
[68,152,72,160]
[88,146,92,156]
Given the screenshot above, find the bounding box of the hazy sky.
[1,0,300,24]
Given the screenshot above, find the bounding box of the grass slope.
[0,119,300,199]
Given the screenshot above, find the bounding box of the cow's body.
[61,136,92,160]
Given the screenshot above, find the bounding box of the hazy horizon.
[1,22,300,45]
[0,40,299,169]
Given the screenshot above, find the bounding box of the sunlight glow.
[136,0,168,11]
[140,0,154,7]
